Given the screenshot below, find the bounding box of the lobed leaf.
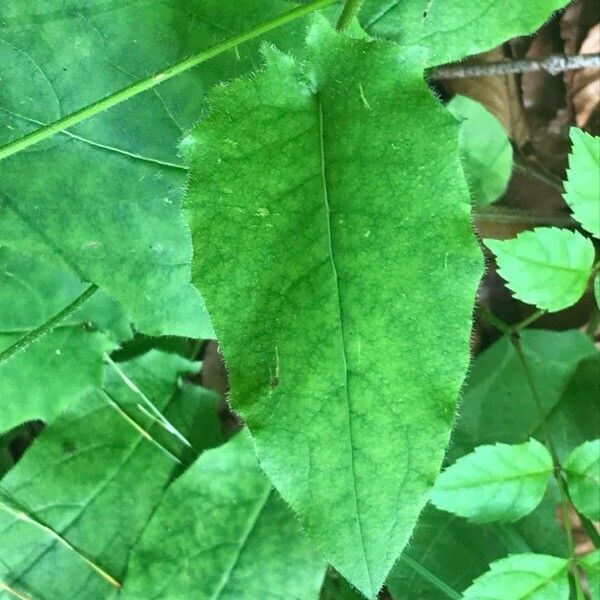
[462,554,570,600]
[360,0,570,66]
[431,439,554,523]
[0,351,222,599]
[185,19,483,595]
[121,430,325,600]
[563,128,600,239]
[448,95,512,207]
[564,439,600,521]
[484,227,595,312]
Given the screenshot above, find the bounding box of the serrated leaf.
[484,227,595,312]
[0,351,222,599]
[564,128,600,239]
[453,329,599,462]
[185,20,483,595]
[564,439,600,521]
[0,247,130,434]
[121,430,325,600]
[431,440,553,523]
[360,0,570,66]
[462,554,570,600]
[0,0,308,337]
[448,95,512,207]
[579,550,599,600]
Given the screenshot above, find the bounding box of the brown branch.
[431,53,600,80]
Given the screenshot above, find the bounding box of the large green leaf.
[564,128,600,239]
[0,0,310,337]
[564,439,600,521]
[452,329,599,462]
[360,0,570,67]
[448,95,512,207]
[484,228,596,313]
[0,247,131,434]
[121,430,325,599]
[0,351,222,599]
[431,440,553,523]
[462,554,570,600]
[185,20,483,595]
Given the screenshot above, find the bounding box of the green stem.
[0,0,337,162]
[336,0,366,30]
[513,159,563,193]
[513,309,546,332]
[0,284,98,366]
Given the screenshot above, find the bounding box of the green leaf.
[564,439,600,521]
[0,351,222,599]
[321,571,366,600]
[447,95,512,207]
[564,128,600,239]
[595,274,600,310]
[484,227,595,312]
[462,554,570,600]
[0,0,309,337]
[579,550,600,600]
[360,0,570,66]
[185,20,483,595]
[0,247,130,434]
[453,329,599,462]
[431,440,553,523]
[121,430,325,599]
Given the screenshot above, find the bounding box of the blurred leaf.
[431,440,553,523]
[0,351,222,599]
[564,128,600,238]
[462,554,570,599]
[448,95,512,207]
[360,0,570,66]
[579,550,599,600]
[185,19,483,596]
[484,228,595,312]
[564,439,600,521]
[121,430,325,599]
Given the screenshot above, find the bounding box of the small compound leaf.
[484,227,595,312]
[564,439,600,521]
[462,554,570,600]
[361,0,570,67]
[431,440,553,523]
[185,20,483,595]
[448,95,512,207]
[579,550,599,600]
[564,128,600,239]
[121,430,325,600]
[0,351,221,599]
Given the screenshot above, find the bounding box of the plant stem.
[0,0,337,162]
[513,160,563,193]
[0,284,98,366]
[431,53,600,80]
[514,309,546,332]
[337,0,366,30]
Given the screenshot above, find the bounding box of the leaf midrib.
[316,93,372,591]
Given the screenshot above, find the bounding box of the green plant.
[0,1,598,599]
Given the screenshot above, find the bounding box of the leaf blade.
[564,439,600,521]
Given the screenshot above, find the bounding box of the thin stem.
[337,0,366,30]
[514,309,546,332]
[479,304,512,335]
[513,160,563,193]
[0,284,98,366]
[0,0,337,162]
[431,53,600,80]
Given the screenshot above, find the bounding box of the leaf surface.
[360,0,570,66]
[185,20,483,595]
[564,128,600,238]
[121,430,325,600]
[0,247,129,433]
[431,440,553,523]
[0,0,307,337]
[448,95,512,207]
[579,550,599,600]
[484,227,595,312]
[453,329,599,461]
[0,351,222,599]
[462,554,570,600]
[564,439,600,521]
